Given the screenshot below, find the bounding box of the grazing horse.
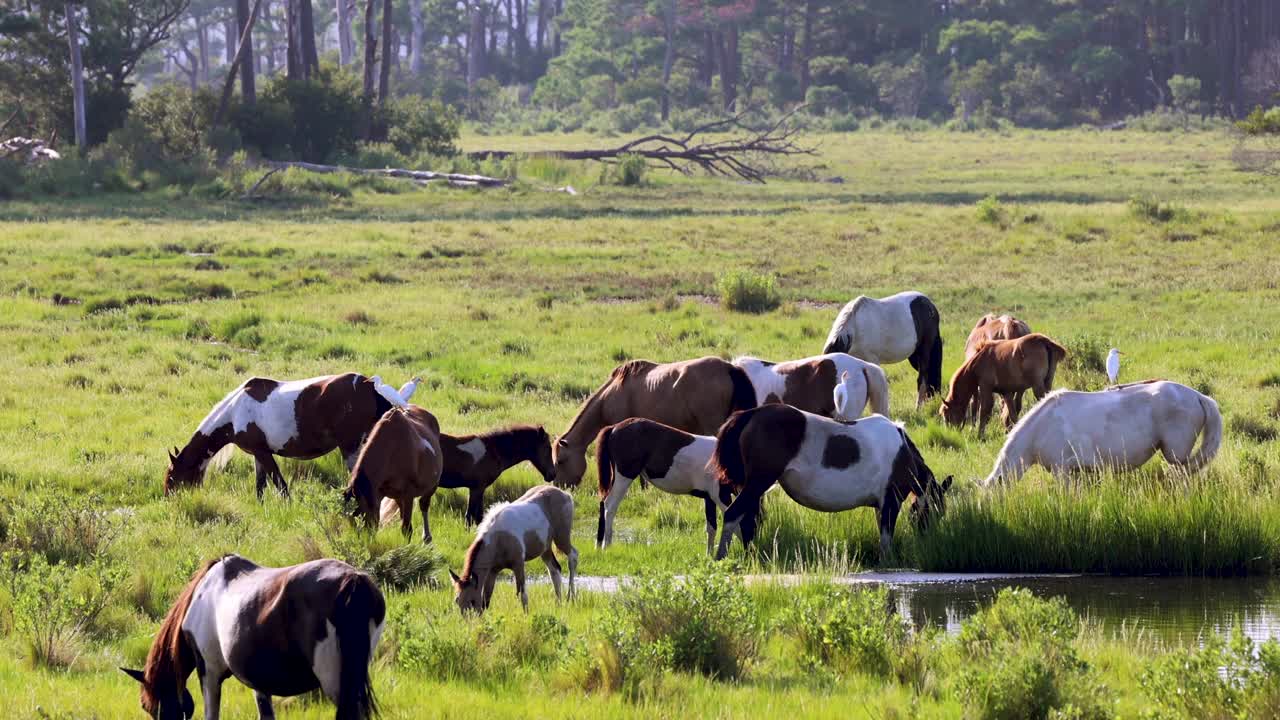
[940,333,1067,434]
[378,425,556,527]
[983,381,1222,486]
[346,405,442,544]
[733,353,890,420]
[708,404,952,562]
[964,314,1031,359]
[551,357,757,487]
[121,554,385,720]
[822,291,943,407]
[165,373,420,498]
[449,485,578,615]
[594,418,731,555]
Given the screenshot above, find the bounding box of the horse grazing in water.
[983,381,1222,486]
[346,405,442,543]
[733,353,889,420]
[964,314,1031,359]
[708,404,951,563]
[121,554,385,720]
[594,418,731,555]
[823,291,943,407]
[379,425,556,527]
[165,373,420,498]
[449,485,578,615]
[552,357,757,487]
[940,333,1067,434]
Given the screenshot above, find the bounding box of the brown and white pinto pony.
[121,554,385,720]
[346,405,442,543]
[964,313,1031,359]
[165,373,420,498]
[595,418,731,555]
[551,357,757,487]
[709,404,951,563]
[940,333,1067,434]
[449,485,578,615]
[733,352,890,420]
[379,425,555,527]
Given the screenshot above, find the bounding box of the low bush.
[1,552,123,669]
[599,153,647,186]
[366,543,444,591]
[1141,628,1280,719]
[717,271,782,314]
[1128,195,1188,223]
[1229,414,1278,442]
[1,495,119,566]
[976,194,1008,226]
[784,585,907,677]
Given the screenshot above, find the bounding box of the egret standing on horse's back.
[1107,349,1123,385]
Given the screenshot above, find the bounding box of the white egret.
[371,375,409,408]
[1106,348,1123,385]
[398,375,422,403]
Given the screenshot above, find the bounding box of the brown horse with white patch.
[121,554,385,720]
[378,424,556,526]
[345,405,442,543]
[941,333,1067,434]
[165,373,421,498]
[449,484,578,615]
[964,314,1032,359]
[551,357,757,487]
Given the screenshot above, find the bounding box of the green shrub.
[1063,334,1108,374]
[1,495,119,566]
[366,543,444,591]
[607,566,761,680]
[238,68,365,162]
[717,270,781,313]
[806,85,850,115]
[383,94,461,158]
[976,194,1008,225]
[1,553,123,668]
[1141,628,1280,720]
[785,586,906,676]
[1127,195,1187,223]
[1228,414,1278,442]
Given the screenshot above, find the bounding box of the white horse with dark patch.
[733,353,890,420]
[594,418,729,555]
[823,291,943,406]
[122,554,385,720]
[708,405,952,562]
[983,380,1222,486]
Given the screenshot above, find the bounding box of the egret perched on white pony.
[1106,349,1123,385]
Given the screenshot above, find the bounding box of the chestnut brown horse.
[345,405,442,543]
[964,314,1031,359]
[551,357,757,487]
[940,333,1067,434]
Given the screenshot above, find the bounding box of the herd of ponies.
[126,290,1223,719]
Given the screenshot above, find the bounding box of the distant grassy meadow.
[2,128,1280,717]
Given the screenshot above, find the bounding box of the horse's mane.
[142,557,221,713]
[560,361,655,442]
[732,356,776,368]
[824,296,870,349]
[460,502,512,581]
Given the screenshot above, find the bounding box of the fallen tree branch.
[1,136,61,163]
[260,160,508,187]
[465,106,816,183]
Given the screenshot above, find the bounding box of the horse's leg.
[418,492,433,544]
[201,674,224,720]
[552,521,579,600]
[513,560,528,611]
[481,570,498,609]
[256,453,288,498]
[716,481,769,560]
[253,456,268,500]
[466,482,486,526]
[877,495,902,565]
[702,495,719,557]
[977,390,996,436]
[599,474,635,549]
[397,497,413,539]
[541,550,564,602]
[254,691,275,720]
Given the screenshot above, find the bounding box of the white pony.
[823,291,943,406]
[983,381,1222,486]
[733,352,889,419]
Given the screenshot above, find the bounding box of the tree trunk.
[285,0,300,78]
[504,0,514,61]
[225,19,237,64]
[410,0,424,73]
[198,20,211,83]
[799,0,814,98]
[535,0,547,53]
[66,1,86,151]
[300,0,319,78]
[719,24,739,112]
[467,1,486,91]
[235,0,257,104]
[362,0,377,136]
[660,0,675,120]
[337,0,352,65]
[378,0,393,107]
[552,0,561,56]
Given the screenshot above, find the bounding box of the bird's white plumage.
[371,376,409,408]
[399,376,422,402]
[1106,349,1121,385]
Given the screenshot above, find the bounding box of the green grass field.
[2,128,1279,718]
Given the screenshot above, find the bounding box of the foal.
[346,405,443,543]
[450,485,578,614]
[594,418,731,555]
[940,333,1067,434]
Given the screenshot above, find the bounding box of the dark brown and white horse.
[733,352,890,419]
[708,404,951,563]
[594,418,732,555]
[121,554,385,720]
[165,373,420,498]
[552,357,757,487]
[346,405,442,543]
[379,425,555,527]
[823,291,943,407]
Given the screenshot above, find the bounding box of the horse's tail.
[726,363,758,414]
[707,408,756,492]
[377,498,398,526]
[863,365,891,417]
[334,573,385,720]
[209,444,236,473]
[1187,393,1223,473]
[927,334,944,398]
[1041,336,1067,389]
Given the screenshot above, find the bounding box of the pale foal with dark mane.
[709,404,951,563]
[450,485,578,614]
[733,352,890,419]
[121,554,385,720]
[594,418,729,555]
[165,373,420,498]
[551,356,757,487]
[346,404,442,543]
